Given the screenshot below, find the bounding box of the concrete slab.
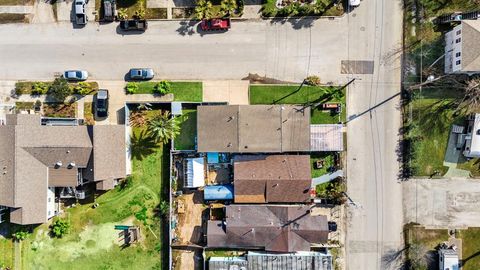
[202,80,249,105]
[31,0,55,24]
[0,6,33,14]
[404,179,480,228]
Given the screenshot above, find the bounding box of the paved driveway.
[202,80,249,105]
[404,178,480,228]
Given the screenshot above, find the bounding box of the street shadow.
[176,20,197,36]
[288,17,315,29]
[462,250,480,265]
[196,24,229,37]
[115,24,146,35]
[381,247,407,270]
[345,92,401,124]
[116,106,126,125]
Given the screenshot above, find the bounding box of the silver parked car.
[129,68,154,80]
[64,70,89,81]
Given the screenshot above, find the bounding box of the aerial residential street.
[0,19,347,82]
[345,0,404,269]
[0,0,405,268]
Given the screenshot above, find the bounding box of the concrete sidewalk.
[0,6,33,13]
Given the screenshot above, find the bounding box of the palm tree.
[220,0,237,17]
[195,0,214,20]
[147,111,180,144]
[458,78,480,114]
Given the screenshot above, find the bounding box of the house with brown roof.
[207,205,329,252]
[197,105,311,153]
[0,114,127,225]
[445,20,480,74]
[233,155,312,203]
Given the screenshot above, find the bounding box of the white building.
[463,114,480,158]
[445,20,480,74]
[439,248,459,270]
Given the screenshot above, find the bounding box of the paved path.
[311,170,343,187]
[202,80,249,105]
[31,0,55,23]
[0,6,33,13]
[0,19,348,83]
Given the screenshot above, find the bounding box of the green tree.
[147,110,181,143]
[195,0,214,19]
[50,218,70,238]
[158,201,169,216]
[48,77,72,103]
[220,0,237,17]
[126,82,139,94]
[12,230,29,242]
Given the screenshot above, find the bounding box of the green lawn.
[0,225,14,269]
[310,153,334,178]
[406,88,467,176]
[250,84,345,124]
[404,225,449,269]
[134,81,203,102]
[21,125,168,269]
[174,109,197,150]
[459,228,480,270]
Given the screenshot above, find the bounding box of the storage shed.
[185,158,205,188]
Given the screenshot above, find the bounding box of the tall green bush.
[50,218,70,238]
[153,80,172,95]
[126,82,139,94]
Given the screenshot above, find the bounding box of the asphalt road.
[345,0,404,269]
[0,19,347,83]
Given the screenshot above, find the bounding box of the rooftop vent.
[55,161,63,168]
[68,162,76,169]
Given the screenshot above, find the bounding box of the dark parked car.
[95,89,109,119]
[129,68,154,80]
[119,19,148,31]
[103,0,117,22]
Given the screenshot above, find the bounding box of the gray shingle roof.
[461,20,480,72]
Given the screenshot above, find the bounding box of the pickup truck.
[119,19,148,31]
[103,0,117,22]
[75,0,88,25]
[200,18,231,31]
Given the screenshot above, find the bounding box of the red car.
[200,18,231,31]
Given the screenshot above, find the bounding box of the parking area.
[404,179,480,228]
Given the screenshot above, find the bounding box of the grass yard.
[113,0,167,19]
[134,81,203,102]
[406,88,468,176]
[459,228,480,270]
[0,225,14,269]
[0,13,27,24]
[15,81,98,96]
[311,153,334,178]
[15,101,34,111]
[42,103,76,118]
[250,84,346,124]
[84,102,94,125]
[21,124,168,269]
[174,109,197,150]
[404,225,449,269]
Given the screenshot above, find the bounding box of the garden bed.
[42,103,76,118]
[172,7,195,19]
[128,81,203,102]
[261,0,343,17]
[311,153,335,178]
[15,81,98,96]
[84,102,95,125]
[0,14,27,24]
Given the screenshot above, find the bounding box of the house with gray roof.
[0,114,127,225]
[207,205,329,252]
[445,20,480,74]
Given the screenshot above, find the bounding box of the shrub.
[117,8,128,20]
[134,6,145,19]
[50,218,70,238]
[72,82,92,95]
[305,75,321,86]
[126,82,139,94]
[12,230,29,242]
[31,82,49,95]
[153,80,172,95]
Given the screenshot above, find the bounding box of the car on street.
[129,68,154,80]
[119,19,148,31]
[74,0,88,25]
[200,18,231,31]
[64,70,89,81]
[349,0,360,7]
[95,89,109,119]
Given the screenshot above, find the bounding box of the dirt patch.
[43,103,76,118]
[173,249,202,270]
[242,73,292,84]
[175,191,206,245]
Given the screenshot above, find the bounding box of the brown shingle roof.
[0,115,126,225]
[234,155,312,203]
[197,105,310,153]
[461,20,480,72]
[207,205,329,252]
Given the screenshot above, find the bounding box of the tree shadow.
[176,20,197,36]
[130,129,157,161]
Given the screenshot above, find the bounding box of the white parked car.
[64,70,89,81]
[349,0,360,7]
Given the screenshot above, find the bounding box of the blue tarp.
[207,153,220,164]
[204,184,234,201]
